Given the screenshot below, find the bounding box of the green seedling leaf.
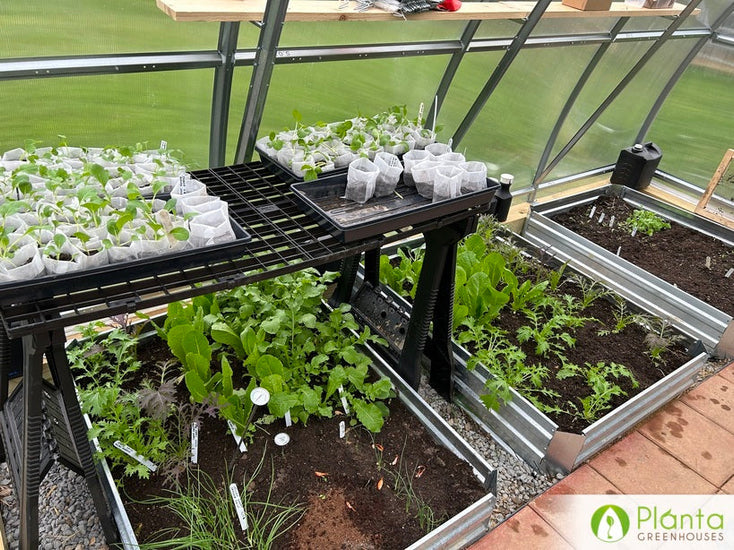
[326,366,347,399]
[255,354,285,379]
[268,391,299,418]
[211,322,245,359]
[352,399,385,433]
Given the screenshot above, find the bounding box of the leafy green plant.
[643,318,685,367]
[379,247,424,300]
[620,209,671,236]
[557,361,639,422]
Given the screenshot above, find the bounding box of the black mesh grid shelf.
[0,162,492,338]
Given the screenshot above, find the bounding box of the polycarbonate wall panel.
[0,0,221,57]
[438,46,597,184]
[241,57,450,156]
[278,21,466,46]
[647,42,734,188]
[0,70,217,167]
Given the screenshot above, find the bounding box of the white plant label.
[609,215,615,228]
[114,440,157,472]
[250,387,271,406]
[338,385,349,414]
[616,246,622,256]
[229,483,248,532]
[227,420,247,453]
[285,410,292,428]
[631,227,638,237]
[159,140,167,150]
[339,420,346,439]
[191,421,199,464]
[598,212,606,224]
[274,433,290,446]
[706,256,712,269]
[589,205,597,219]
[179,174,187,195]
[726,268,733,278]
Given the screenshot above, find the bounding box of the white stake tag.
[227,420,247,453]
[179,174,187,195]
[631,227,638,237]
[285,410,292,428]
[338,385,349,414]
[191,422,199,464]
[598,212,605,224]
[588,205,597,219]
[706,256,712,269]
[159,140,167,150]
[726,268,733,278]
[114,440,157,472]
[339,420,346,439]
[229,483,248,532]
[616,246,622,256]
[609,215,615,228]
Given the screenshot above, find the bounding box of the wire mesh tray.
[291,174,499,243]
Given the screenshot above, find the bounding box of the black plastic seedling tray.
[291,175,499,243]
[0,217,251,302]
[256,144,347,182]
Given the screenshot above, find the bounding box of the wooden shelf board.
[156,0,692,23]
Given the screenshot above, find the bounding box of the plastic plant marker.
[113,441,157,472]
[191,421,199,464]
[339,420,346,439]
[250,387,271,406]
[160,140,167,150]
[616,246,622,256]
[229,483,248,532]
[285,410,292,427]
[726,268,733,278]
[589,205,597,219]
[274,433,290,446]
[631,227,638,237]
[179,174,186,195]
[609,215,615,228]
[598,212,606,224]
[338,385,350,414]
[227,420,247,453]
[706,256,712,269]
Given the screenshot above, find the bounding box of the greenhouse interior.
[1,0,734,548]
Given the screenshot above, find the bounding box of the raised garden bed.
[374,221,708,472]
[71,270,495,549]
[524,184,734,356]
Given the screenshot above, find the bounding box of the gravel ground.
[0,378,556,549]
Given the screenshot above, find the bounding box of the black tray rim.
[291,173,499,243]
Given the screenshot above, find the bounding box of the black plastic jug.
[610,142,662,191]
[492,173,513,222]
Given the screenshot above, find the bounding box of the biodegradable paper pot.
[460,161,488,194]
[433,165,465,203]
[412,129,437,149]
[412,160,441,199]
[402,150,434,187]
[373,152,403,198]
[345,157,379,204]
[425,142,452,156]
[0,249,44,282]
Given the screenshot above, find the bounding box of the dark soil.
[119,338,487,549]
[553,195,734,316]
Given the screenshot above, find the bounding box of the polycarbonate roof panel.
[437,46,598,183]
[0,0,221,57]
[278,20,467,46]
[0,70,216,166]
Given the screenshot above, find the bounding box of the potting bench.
[0,161,497,549]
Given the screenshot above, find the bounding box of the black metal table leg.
[20,331,45,550]
[396,217,478,390]
[363,248,380,287]
[329,254,362,306]
[45,329,120,546]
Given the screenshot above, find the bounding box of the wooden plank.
[156,0,693,23]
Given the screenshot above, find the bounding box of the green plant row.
[380,219,683,425]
